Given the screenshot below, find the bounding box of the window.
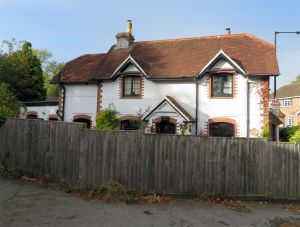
[123,76,141,97]
[282,98,292,107]
[211,74,233,97]
[209,122,235,137]
[120,120,140,130]
[286,117,293,127]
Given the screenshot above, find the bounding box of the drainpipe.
[246,76,250,138]
[195,77,199,135]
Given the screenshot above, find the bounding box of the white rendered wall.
[102,79,196,120]
[64,84,98,126]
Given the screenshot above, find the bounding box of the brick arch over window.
[119,115,139,121]
[48,114,58,121]
[208,118,238,137]
[26,111,38,118]
[73,115,92,128]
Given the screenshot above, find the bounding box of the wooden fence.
[0,118,300,200]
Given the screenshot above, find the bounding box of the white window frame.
[282,98,292,107]
[286,117,293,127]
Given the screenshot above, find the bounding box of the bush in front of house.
[290,129,300,142]
[280,126,300,142]
[95,108,119,130]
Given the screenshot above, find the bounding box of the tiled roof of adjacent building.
[54,33,279,83]
[274,83,300,98]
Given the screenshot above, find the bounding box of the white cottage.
[53,21,280,138]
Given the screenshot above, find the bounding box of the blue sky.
[0,0,299,87]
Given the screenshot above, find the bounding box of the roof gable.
[197,49,246,77]
[111,55,147,79]
[143,96,194,122]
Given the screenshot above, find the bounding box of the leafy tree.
[43,61,64,99]
[33,49,64,99]
[96,109,119,130]
[292,74,300,83]
[0,40,46,101]
[0,83,21,118]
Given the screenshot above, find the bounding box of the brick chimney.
[116,20,135,48]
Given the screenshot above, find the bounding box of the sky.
[0,0,299,88]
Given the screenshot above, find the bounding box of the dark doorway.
[271,124,276,141]
[74,118,91,128]
[209,122,234,137]
[156,121,176,134]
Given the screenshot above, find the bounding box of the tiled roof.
[54,33,279,83]
[273,83,300,98]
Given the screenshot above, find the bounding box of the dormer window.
[211,73,233,97]
[123,76,141,97]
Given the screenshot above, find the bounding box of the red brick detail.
[97,83,103,113]
[208,118,238,137]
[154,117,177,124]
[26,111,37,117]
[207,73,237,99]
[73,115,91,121]
[118,78,122,98]
[119,115,139,121]
[259,77,270,124]
[48,114,58,120]
[58,87,64,112]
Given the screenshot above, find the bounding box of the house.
[272,83,300,127]
[52,21,280,138]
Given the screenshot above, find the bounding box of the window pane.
[209,122,234,137]
[124,77,132,95]
[212,74,233,97]
[223,75,232,95]
[212,76,222,96]
[132,77,141,95]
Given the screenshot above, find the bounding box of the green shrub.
[95,109,119,130]
[280,126,300,142]
[262,122,271,140]
[290,129,300,142]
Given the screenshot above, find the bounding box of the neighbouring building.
[52,21,281,138]
[273,83,300,127]
[21,101,59,120]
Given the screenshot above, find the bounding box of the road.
[0,176,299,227]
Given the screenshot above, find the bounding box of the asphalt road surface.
[0,176,299,227]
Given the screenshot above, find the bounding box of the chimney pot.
[127,20,132,34]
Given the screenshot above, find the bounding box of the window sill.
[210,96,234,99]
[120,96,143,99]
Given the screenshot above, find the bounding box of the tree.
[0,83,21,118]
[0,40,46,101]
[32,48,64,100]
[43,61,64,99]
[292,74,300,83]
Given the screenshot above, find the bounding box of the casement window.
[123,76,141,97]
[286,117,293,127]
[282,98,292,107]
[209,122,235,137]
[211,74,233,97]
